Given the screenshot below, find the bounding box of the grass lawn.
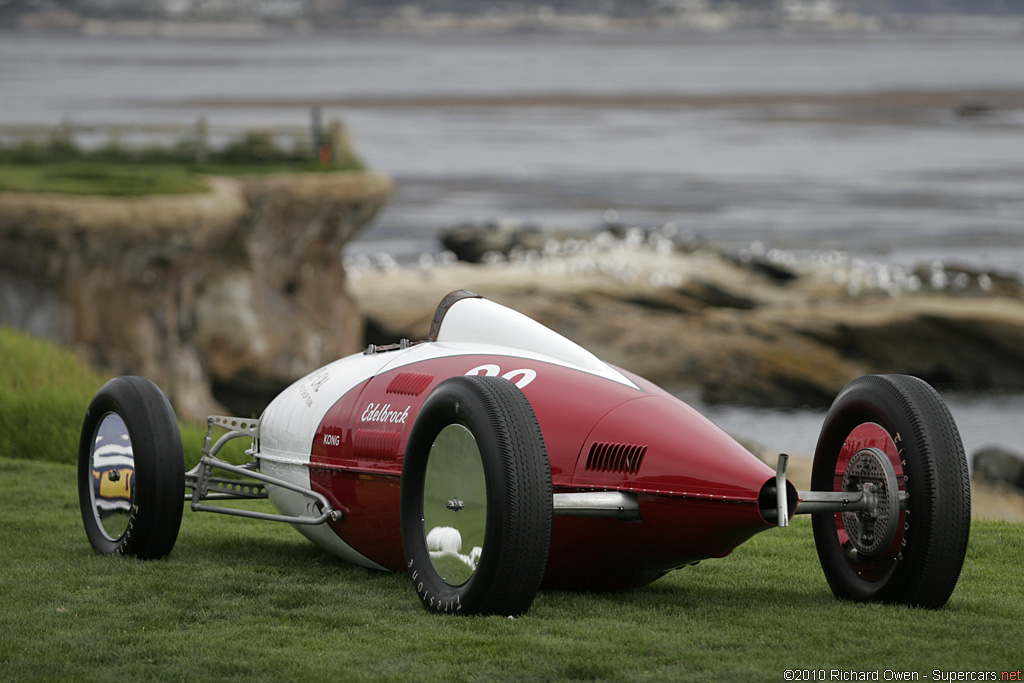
[0,327,247,469]
[1,460,1022,682]
[1,328,1022,681]
[0,161,212,196]
[0,130,365,196]
[0,159,361,197]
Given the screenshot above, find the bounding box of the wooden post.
[327,119,350,169]
[57,116,74,157]
[195,117,208,164]
[311,106,323,162]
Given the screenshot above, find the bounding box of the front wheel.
[810,374,970,608]
[400,375,553,616]
[78,376,185,559]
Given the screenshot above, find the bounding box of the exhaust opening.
[758,477,798,526]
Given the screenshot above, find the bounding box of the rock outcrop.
[969,443,1024,522]
[0,172,392,419]
[973,447,1024,493]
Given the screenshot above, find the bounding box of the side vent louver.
[353,429,401,461]
[387,372,433,396]
[585,442,647,474]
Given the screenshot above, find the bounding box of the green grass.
[0,161,212,196]
[0,129,366,196]
[0,327,110,463]
[1,461,1021,682]
[2,328,1023,680]
[0,159,363,196]
[0,327,233,468]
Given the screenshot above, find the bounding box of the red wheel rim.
[832,422,906,582]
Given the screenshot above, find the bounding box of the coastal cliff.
[4,176,1024,419]
[0,171,393,419]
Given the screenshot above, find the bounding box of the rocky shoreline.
[351,223,1024,409]
[350,225,1024,520]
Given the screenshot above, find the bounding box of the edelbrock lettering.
[360,403,411,424]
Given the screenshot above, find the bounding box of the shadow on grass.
[168,516,412,591]
[539,572,833,617]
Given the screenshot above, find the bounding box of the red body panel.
[307,351,776,588]
[545,497,769,590]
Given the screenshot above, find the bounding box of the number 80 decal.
[465,364,537,389]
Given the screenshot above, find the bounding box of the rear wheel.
[811,374,970,608]
[400,375,552,616]
[78,376,185,559]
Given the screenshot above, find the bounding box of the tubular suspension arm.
[189,455,342,525]
[185,415,342,526]
[794,489,908,515]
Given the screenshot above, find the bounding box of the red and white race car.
[79,290,971,615]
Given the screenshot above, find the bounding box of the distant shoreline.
[156,88,1024,116]
[7,8,1024,39]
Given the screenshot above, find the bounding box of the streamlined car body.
[78,290,972,615]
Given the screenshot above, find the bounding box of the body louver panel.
[585,442,646,474]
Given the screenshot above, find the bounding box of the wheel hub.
[422,424,487,586]
[841,447,899,556]
[89,412,135,542]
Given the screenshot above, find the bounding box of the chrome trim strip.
[553,491,640,520]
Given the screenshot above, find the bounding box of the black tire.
[400,375,553,616]
[811,374,970,608]
[78,376,185,559]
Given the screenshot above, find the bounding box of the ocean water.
[688,391,1024,465]
[2,27,1023,456]
[3,28,1024,271]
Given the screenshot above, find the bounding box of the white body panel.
[258,295,636,468]
[254,295,637,566]
[432,297,632,385]
[256,352,394,570]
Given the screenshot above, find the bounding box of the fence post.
[57,116,75,157]
[195,117,208,163]
[311,106,323,163]
[109,125,124,156]
[327,119,350,169]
